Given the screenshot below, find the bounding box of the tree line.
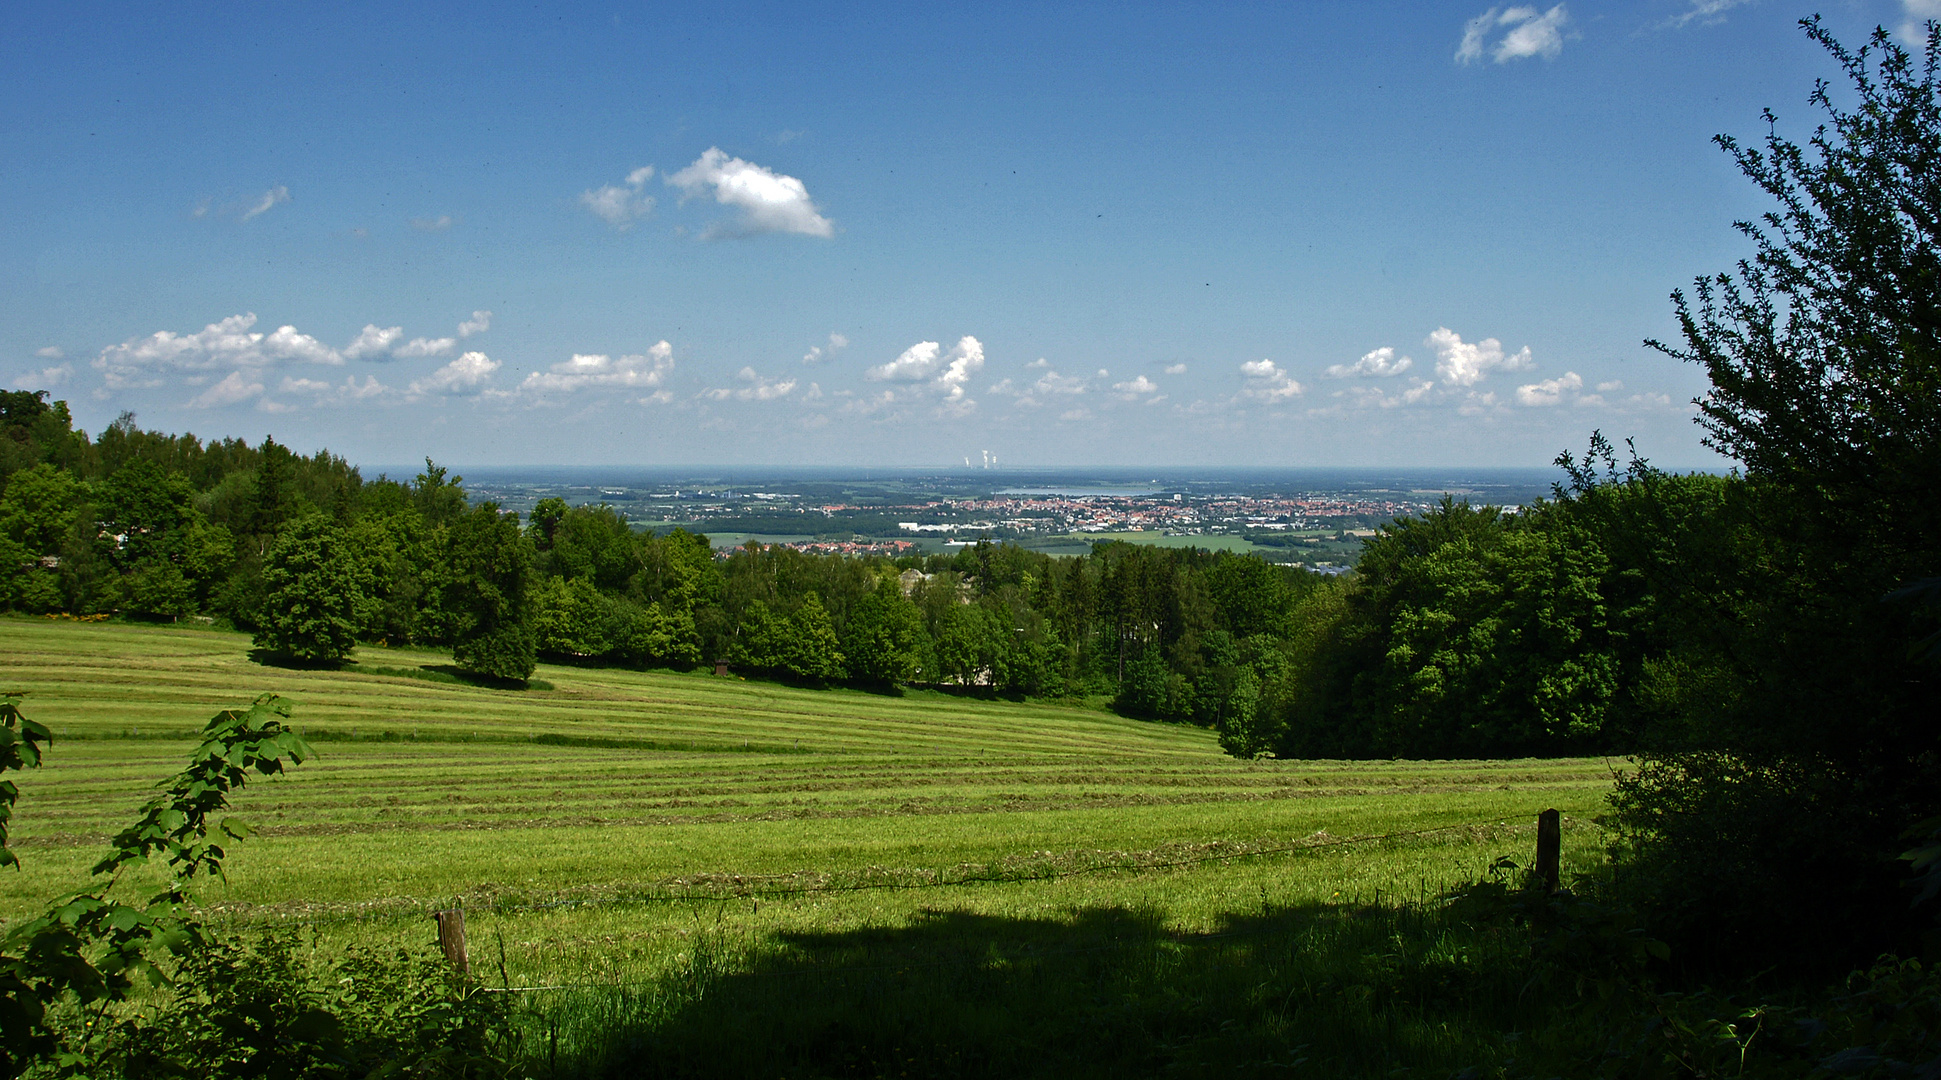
[0,402,1338,706]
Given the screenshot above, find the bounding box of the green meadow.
[0,615,1620,1076]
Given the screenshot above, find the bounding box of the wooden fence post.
[1535,809,1561,894]
[434,908,469,976]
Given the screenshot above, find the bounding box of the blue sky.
[2,1,1925,470]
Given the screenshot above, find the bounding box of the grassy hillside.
[0,615,1622,1075]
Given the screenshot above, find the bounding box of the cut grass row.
[0,615,1619,1016]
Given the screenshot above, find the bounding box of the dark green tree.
[441,503,538,682]
[253,516,371,664]
[1612,19,1941,973]
[843,579,925,686]
[776,594,847,683]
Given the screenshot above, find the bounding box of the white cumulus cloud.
[279,374,392,404]
[1163,363,1187,375]
[667,148,834,239]
[21,364,72,389]
[581,166,656,230]
[95,314,344,391]
[35,346,63,360]
[1239,358,1303,402]
[802,331,848,364]
[409,352,500,397]
[1326,346,1414,378]
[189,370,265,408]
[393,336,457,359]
[1428,327,1533,386]
[457,310,492,338]
[704,366,798,401]
[1515,371,1584,406]
[1457,5,1570,64]
[860,336,984,414]
[343,324,403,360]
[520,341,675,394]
[1113,375,1160,396]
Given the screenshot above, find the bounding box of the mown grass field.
[0,615,1623,1076]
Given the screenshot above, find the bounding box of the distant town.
[455,467,1558,572]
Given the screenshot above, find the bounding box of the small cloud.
[343,324,403,360]
[666,147,834,239]
[521,341,675,394]
[1326,346,1414,378]
[1239,358,1303,402]
[1595,379,1624,393]
[410,351,500,397]
[457,310,492,338]
[803,331,848,364]
[1113,375,1160,397]
[1660,0,1754,29]
[1902,0,1941,41]
[1515,371,1583,406]
[410,214,454,231]
[776,129,807,144]
[240,185,290,221]
[1338,379,1434,409]
[280,374,392,404]
[581,166,656,230]
[1059,408,1091,421]
[189,369,265,408]
[1035,370,1088,395]
[1163,363,1187,375]
[1428,327,1533,386]
[704,366,798,401]
[393,337,457,359]
[637,390,675,405]
[34,346,63,360]
[1027,357,1050,369]
[21,364,71,389]
[1457,5,1570,64]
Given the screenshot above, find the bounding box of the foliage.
[841,579,924,686]
[0,694,313,1078]
[254,516,373,664]
[1605,19,1941,976]
[0,696,51,871]
[98,932,514,1080]
[442,503,538,682]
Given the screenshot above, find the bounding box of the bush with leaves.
[98,931,512,1080]
[0,694,314,1076]
[0,694,515,1080]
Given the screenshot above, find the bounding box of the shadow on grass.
[522,899,1581,1080]
[247,649,345,671]
[346,661,555,692]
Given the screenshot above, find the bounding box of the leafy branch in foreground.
[0,693,312,1078]
[0,695,51,872]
